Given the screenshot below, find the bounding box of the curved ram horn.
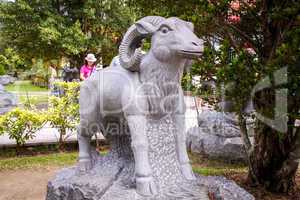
[119,16,165,72]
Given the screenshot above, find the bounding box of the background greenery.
[0,0,135,77]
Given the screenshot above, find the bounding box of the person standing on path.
[80,53,97,81]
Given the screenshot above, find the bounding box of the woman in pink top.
[80,53,97,80]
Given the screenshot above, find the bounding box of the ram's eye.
[160,27,170,34]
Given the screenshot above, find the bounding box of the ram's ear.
[186,22,194,32]
[135,21,157,35]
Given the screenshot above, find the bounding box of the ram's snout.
[178,36,204,59]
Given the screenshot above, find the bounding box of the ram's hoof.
[180,163,196,180]
[77,159,92,173]
[136,176,158,197]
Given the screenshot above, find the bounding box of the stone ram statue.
[77,16,204,196]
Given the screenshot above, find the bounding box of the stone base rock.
[46,151,209,200]
[187,126,254,162]
[196,110,254,138]
[47,151,254,200]
[187,111,254,162]
[0,75,16,85]
[47,115,253,200]
[0,88,17,115]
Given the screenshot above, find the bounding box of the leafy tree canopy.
[0,0,134,68]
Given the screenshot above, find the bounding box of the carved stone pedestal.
[46,116,253,200]
[47,116,209,199]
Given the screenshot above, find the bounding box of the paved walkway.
[0,96,210,147]
[10,91,50,95]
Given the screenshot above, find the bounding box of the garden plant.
[0,108,46,154]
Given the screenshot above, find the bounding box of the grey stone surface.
[0,87,17,115]
[47,117,253,199]
[187,127,253,162]
[47,164,255,200]
[0,75,16,85]
[47,117,209,200]
[75,16,206,198]
[0,75,17,114]
[187,110,254,162]
[197,110,254,138]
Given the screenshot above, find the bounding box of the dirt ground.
[0,165,299,200]
[226,172,300,200]
[0,167,61,200]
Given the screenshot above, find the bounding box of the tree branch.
[226,23,259,53]
[213,19,240,51]
[239,0,260,24]
[238,112,252,154]
[268,18,296,62]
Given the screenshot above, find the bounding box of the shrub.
[47,81,80,151]
[0,64,5,75]
[0,108,46,154]
[24,59,50,87]
[0,49,26,77]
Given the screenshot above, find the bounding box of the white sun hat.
[85,53,97,62]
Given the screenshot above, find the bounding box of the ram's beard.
[141,64,182,116]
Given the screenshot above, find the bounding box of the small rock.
[0,75,16,85]
[187,110,255,162]
[0,89,17,115]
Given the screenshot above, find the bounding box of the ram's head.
[119,16,204,71]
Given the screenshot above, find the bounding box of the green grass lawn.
[5,80,48,92]
[193,166,247,176]
[0,151,247,177]
[0,152,78,170]
[189,152,247,176]
[4,80,49,106]
[19,94,49,105]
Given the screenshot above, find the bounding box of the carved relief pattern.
[147,115,183,189]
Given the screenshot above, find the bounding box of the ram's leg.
[77,123,93,172]
[127,115,157,196]
[174,114,195,180]
[77,80,100,173]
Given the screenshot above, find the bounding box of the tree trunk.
[15,143,22,156]
[248,122,298,193]
[58,128,66,152]
[247,61,300,193]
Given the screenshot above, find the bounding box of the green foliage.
[0,48,26,75]
[0,81,80,152]
[0,0,134,68]
[20,95,49,109]
[47,81,80,150]
[0,108,45,150]
[24,59,50,87]
[61,21,87,56]
[0,64,5,75]
[181,72,195,92]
